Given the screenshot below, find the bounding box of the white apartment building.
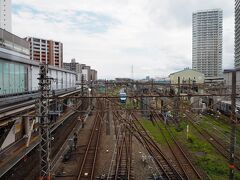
[192,9,223,78]
[82,69,89,82]
[25,37,63,68]
[235,0,240,67]
[0,0,12,32]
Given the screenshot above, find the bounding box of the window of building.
[9,63,15,93]
[3,62,9,94]
[0,61,2,94]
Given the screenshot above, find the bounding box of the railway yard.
[0,82,240,180]
[2,0,240,179]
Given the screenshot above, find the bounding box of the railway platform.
[0,134,39,177]
[0,107,80,178]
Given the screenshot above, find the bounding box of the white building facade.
[192,9,223,78]
[0,0,12,32]
[235,0,240,67]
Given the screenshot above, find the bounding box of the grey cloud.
[12,0,235,79]
[147,0,234,28]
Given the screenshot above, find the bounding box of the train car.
[217,100,240,118]
[119,92,127,103]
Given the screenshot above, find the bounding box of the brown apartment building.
[25,37,63,68]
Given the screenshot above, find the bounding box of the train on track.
[119,92,127,103]
[216,100,240,118]
[119,89,127,103]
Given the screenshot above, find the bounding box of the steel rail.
[131,113,183,180]
[114,133,126,180]
[185,112,240,163]
[152,111,203,180]
[112,108,183,180]
[110,101,133,179]
[112,109,164,178]
[77,100,103,180]
[137,99,204,179]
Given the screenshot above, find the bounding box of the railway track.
[184,111,240,170]
[111,101,181,179]
[161,100,240,163]
[151,111,203,180]
[107,109,133,180]
[114,125,132,179]
[1,99,88,180]
[155,97,240,172]
[130,113,183,180]
[133,97,205,179]
[77,100,104,180]
[108,99,183,180]
[24,111,81,180]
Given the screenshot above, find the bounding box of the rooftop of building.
[169,68,204,76]
[25,36,62,44]
[224,68,240,73]
[0,28,29,55]
[193,9,223,14]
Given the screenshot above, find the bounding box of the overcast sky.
[12,0,235,79]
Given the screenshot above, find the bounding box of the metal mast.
[229,70,236,180]
[38,63,52,180]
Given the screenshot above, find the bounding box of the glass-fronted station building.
[0,59,27,94]
[0,28,76,95]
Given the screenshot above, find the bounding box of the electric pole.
[37,63,52,180]
[174,77,180,124]
[81,74,84,96]
[229,70,236,180]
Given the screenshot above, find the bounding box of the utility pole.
[174,77,180,124]
[105,80,108,106]
[81,74,84,96]
[188,78,191,95]
[229,70,236,180]
[38,63,52,180]
[151,79,154,91]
